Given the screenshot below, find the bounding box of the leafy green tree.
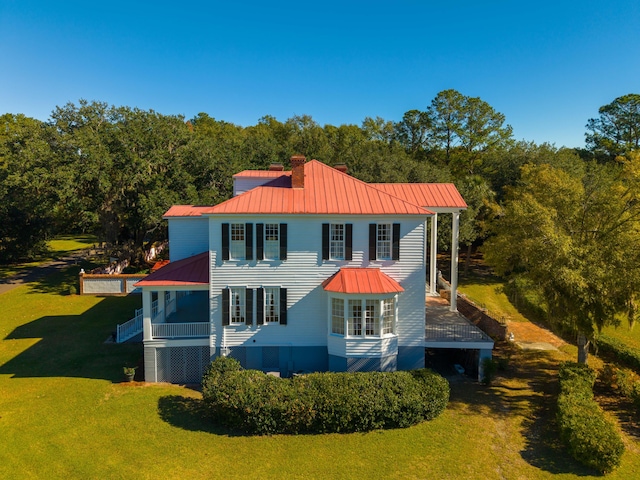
[50,101,193,253]
[0,114,58,261]
[427,89,512,174]
[586,94,640,160]
[393,109,431,156]
[484,160,640,363]
[481,142,585,200]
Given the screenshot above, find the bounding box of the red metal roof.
[151,259,170,272]
[164,205,212,218]
[233,170,292,178]
[322,268,404,294]
[136,252,209,287]
[204,160,433,216]
[370,183,467,209]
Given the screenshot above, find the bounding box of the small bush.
[201,358,449,435]
[597,335,640,373]
[557,362,624,473]
[481,358,498,385]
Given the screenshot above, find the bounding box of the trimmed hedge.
[557,362,624,473]
[597,335,640,373]
[202,356,449,434]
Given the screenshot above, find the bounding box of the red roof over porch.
[136,252,209,287]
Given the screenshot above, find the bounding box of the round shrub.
[201,359,449,435]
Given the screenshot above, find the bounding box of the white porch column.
[142,290,152,341]
[157,290,166,323]
[450,211,460,312]
[168,290,176,315]
[429,213,438,295]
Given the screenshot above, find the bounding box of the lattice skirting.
[156,346,210,384]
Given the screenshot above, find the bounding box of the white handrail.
[151,322,210,339]
[116,309,143,343]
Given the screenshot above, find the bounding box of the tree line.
[1,90,639,362]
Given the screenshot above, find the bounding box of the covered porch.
[116,252,210,342]
[424,296,494,381]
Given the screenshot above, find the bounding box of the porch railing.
[151,322,210,339]
[115,291,198,343]
[116,308,143,343]
[425,324,492,342]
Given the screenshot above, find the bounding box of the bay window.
[330,296,396,338]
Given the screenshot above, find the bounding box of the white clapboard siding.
[208,215,427,350]
[168,217,209,261]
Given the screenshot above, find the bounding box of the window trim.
[322,223,352,261]
[230,223,245,260]
[369,223,400,261]
[376,223,392,261]
[328,294,397,339]
[263,223,280,260]
[263,286,280,324]
[229,287,246,325]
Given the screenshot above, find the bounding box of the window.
[230,287,245,324]
[323,223,352,261]
[365,300,379,336]
[376,224,392,260]
[369,223,400,261]
[264,224,279,259]
[348,300,362,336]
[330,224,344,260]
[331,298,345,335]
[264,287,280,323]
[230,224,245,259]
[331,296,396,338]
[382,298,395,335]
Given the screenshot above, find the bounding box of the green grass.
[458,275,531,323]
[601,316,640,351]
[47,235,98,256]
[0,235,98,279]
[1,268,640,478]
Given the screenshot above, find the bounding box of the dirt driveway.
[507,320,567,350]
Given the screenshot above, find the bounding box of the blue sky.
[1,1,639,148]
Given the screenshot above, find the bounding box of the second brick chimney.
[290,155,306,188]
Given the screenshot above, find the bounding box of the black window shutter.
[256,223,264,260]
[245,288,253,325]
[279,288,287,325]
[345,223,353,260]
[222,223,230,261]
[369,224,377,261]
[221,287,230,326]
[245,223,253,260]
[256,288,264,325]
[392,223,401,261]
[322,223,330,260]
[279,223,287,260]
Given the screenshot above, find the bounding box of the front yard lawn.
[1,270,639,478]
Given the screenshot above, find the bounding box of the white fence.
[80,274,146,295]
[151,322,210,339]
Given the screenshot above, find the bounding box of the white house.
[130,156,493,383]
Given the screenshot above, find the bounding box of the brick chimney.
[335,163,347,174]
[290,155,306,188]
[269,163,284,171]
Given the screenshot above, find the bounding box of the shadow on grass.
[26,258,99,295]
[447,346,597,476]
[0,295,142,382]
[157,395,246,437]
